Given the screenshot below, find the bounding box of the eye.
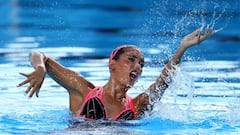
[139,61,144,68]
[128,57,135,62]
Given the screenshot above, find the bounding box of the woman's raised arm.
[148,27,215,102]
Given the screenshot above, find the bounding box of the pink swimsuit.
[78,87,137,120]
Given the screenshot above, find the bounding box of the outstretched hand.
[181,27,215,49]
[17,66,46,98]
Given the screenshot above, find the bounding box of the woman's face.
[110,47,144,89]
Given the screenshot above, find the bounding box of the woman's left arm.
[134,27,215,116]
[148,27,215,102]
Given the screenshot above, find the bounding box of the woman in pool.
[18,27,214,120]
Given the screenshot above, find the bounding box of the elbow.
[151,80,169,91]
[149,82,168,100]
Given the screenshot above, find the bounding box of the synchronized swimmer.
[18,27,214,120]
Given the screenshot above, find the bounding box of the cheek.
[114,63,129,76]
[115,60,131,74]
[120,64,131,79]
[120,63,130,70]
[123,63,130,68]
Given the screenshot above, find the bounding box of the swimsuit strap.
[77,87,102,117]
[94,87,110,118]
[112,95,137,120]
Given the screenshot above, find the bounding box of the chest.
[103,96,126,118]
[80,97,135,120]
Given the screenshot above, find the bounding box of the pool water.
[0,0,240,134]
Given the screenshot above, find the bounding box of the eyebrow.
[127,54,144,62]
[126,54,137,58]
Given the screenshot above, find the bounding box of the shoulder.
[133,92,150,116]
[133,92,149,106]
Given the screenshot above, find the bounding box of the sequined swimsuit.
[78,87,137,120]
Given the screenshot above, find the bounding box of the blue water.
[0,0,240,134]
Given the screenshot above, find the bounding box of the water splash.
[143,0,237,43]
[202,1,227,33]
[227,98,240,124]
[138,0,239,119]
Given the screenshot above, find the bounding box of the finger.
[197,30,201,43]
[35,84,41,98]
[210,29,215,35]
[36,89,39,97]
[192,28,201,36]
[205,27,214,36]
[206,29,214,38]
[29,85,36,98]
[209,28,214,34]
[200,25,205,31]
[36,81,44,97]
[206,24,210,30]
[200,28,214,41]
[210,24,214,29]
[30,84,41,98]
[18,78,31,87]
[205,27,210,34]
[19,72,30,77]
[25,84,33,95]
[206,29,212,37]
[214,27,223,33]
[200,28,207,40]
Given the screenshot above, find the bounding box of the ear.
[109,59,116,72]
